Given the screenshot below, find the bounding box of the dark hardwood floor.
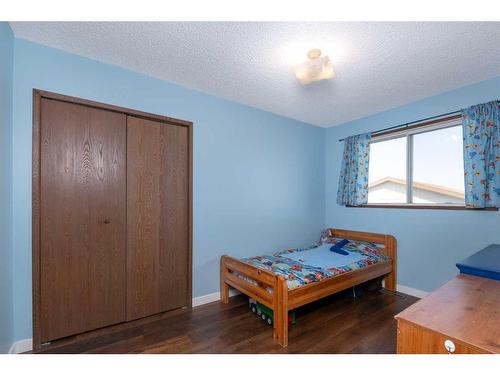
[31,289,418,354]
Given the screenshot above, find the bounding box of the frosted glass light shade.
[293,54,335,85]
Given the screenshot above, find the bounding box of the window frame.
[351,114,498,211]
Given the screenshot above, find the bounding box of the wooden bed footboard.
[220,255,289,346]
[220,228,397,348]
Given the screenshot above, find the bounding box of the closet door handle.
[104,219,111,224]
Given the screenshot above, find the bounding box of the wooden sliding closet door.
[126,116,190,320]
[39,98,127,342]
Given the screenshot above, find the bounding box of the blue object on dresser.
[456,244,500,281]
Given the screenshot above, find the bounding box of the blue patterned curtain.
[337,133,371,206]
[462,101,499,208]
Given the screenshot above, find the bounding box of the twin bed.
[220,228,397,347]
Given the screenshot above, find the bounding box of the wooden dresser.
[395,274,500,354]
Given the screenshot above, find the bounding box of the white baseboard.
[8,338,33,354]
[192,289,240,307]
[396,284,429,298]
[192,284,428,305]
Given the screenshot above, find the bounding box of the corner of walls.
[0,21,14,354]
[324,76,500,294]
[320,126,328,228]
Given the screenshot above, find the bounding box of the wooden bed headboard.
[327,228,397,290]
[327,228,392,245]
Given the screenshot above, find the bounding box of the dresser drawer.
[396,319,487,354]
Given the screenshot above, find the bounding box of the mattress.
[240,236,391,290]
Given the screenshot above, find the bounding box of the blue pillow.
[330,239,350,255]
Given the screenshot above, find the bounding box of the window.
[368,137,407,204]
[367,116,465,207]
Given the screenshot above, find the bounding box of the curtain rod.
[338,100,499,142]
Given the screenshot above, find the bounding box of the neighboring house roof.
[368,177,465,199]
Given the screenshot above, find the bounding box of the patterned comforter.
[240,233,391,290]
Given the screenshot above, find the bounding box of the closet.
[32,90,192,349]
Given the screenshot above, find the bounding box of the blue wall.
[325,77,500,293]
[0,22,14,353]
[11,39,326,342]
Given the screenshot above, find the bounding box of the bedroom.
[0,0,499,372]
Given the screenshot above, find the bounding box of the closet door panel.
[127,116,189,321]
[159,122,190,312]
[40,98,127,342]
[126,118,161,320]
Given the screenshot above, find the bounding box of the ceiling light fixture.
[293,49,335,85]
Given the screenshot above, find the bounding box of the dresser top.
[395,274,500,353]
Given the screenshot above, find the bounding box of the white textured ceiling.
[9,22,500,127]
